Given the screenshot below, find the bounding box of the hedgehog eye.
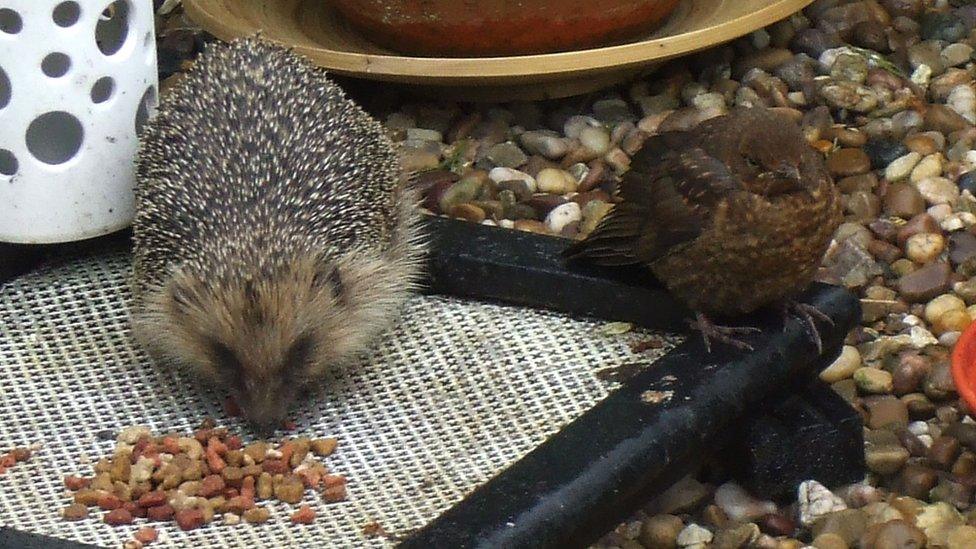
[314,265,345,303]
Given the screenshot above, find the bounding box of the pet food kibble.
[199,474,226,497]
[59,422,345,531]
[243,506,271,524]
[262,459,289,475]
[97,493,123,511]
[147,504,175,521]
[74,489,102,506]
[123,541,143,549]
[290,505,316,524]
[175,508,205,531]
[11,447,31,461]
[104,508,134,525]
[138,490,167,508]
[221,466,244,485]
[64,475,90,491]
[274,475,305,504]
[62,503,89,521]
[310,438,338,457]
[134,527,158,544]
[243,442,268,463]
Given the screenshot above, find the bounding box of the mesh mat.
[0,251,679,548]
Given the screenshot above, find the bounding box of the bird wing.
[563,137,741,266]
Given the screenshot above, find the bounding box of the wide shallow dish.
[326,0,682,57]
[953,322,976,413]
[184,0,814,101]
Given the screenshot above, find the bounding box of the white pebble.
[820,345,862,383]
[949,84,976,124]
[885,152,922,182]
[908,421,930,436]
[915,176,958,204]
[498,219,515,229]
[751,28,771,50]
[911,64,932,86]
[927,204,953,223]
[903,314,923,326]
[488,167,537,193]
[406,128,443,142]
[905,232,945,263]
[942,43,975,67]
[692,92,727,111]
[579,126,611,156]
[909,325,939,349]
[563,115,601,140]
[714,482,777,522]
[798,480,847,527]
[924,294,966,324]
[677,524,713,547]
[939,331,962,347]
[941,214,968,232]
[536,168,578,194]
[545,202,582,233]
[910,154,944,183]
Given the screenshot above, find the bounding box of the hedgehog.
[130,36,425,430]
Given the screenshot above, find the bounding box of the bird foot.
[687,313,761,353]
[781,299,834,354]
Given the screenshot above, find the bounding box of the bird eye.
[745,157,760,169]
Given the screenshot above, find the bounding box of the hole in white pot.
[42,53,72,78]
[0,149,17,176]
[135,86,157,136]
[90,77,115,103]
[0,8,22,34]
[0,66,9,110]
[53,2,81,27]
[96,1,130,56]
[26,112,84,165]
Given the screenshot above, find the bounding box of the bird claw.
[687,313,760,353]
[781,300,832,354]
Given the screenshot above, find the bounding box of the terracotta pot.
[953,322,976,413]
[327,0,682,57]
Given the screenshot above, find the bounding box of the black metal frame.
[0,217,863,549]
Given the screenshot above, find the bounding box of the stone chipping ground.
[150,0,976,547]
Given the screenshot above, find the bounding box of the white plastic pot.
[0,0,158,244]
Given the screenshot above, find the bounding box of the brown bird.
[564,107,842,352]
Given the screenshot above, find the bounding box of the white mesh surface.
[0,252,678,548]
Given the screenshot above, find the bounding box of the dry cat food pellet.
[0,446,34,475]
[290,505,316,524]
[134,527,158,544]
[60,420,343,531]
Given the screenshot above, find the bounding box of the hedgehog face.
[149,257,354,430]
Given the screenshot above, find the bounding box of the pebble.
[915,177,958,206]
[819,81,879,112]
[910,154,944,183]
[486,142,527,168]
[405,127,443,142]
[916,502,965,547]
[535,168,578,195]
[809,509,867,546]
[884,183,926,218]
[545,202,581,233]
[942,43,974,68]
[714,482,777,522]
[926,105,972,134]
[885,152,923,182]
[488,167,536,193]
[866,139,910,170]
[579,126,611,157]
[799,480,847,527]
[867,396,910,429]
[811,533,848,549]
[905,232,945,263]
[948,85,976,125]
[646,476,711,515]
[924,294,967,325]
[869,519,928,548]
[820,345,862,383]
[712,523,760,549]
[865,429,910,474]
[640,514,684,549]
[947,525,976,548]
[676,523,713,547]
[896,261,953,303]
[828,148,872,177]
[855,367,894,394]
[519,130,570,159]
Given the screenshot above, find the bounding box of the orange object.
[327,0,681,57]
[952,324,976,412]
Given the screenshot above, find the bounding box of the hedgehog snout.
[235,375,296,430]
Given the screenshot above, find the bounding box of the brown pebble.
[884,183,926,219]
[243,506,271,524]
[761,512,796,537]
[900,463,938,499]
[866,396,909,429]
[449,203,487,223]
[104,508,134,526]
[896,214,941,247]
[904,134,939,156]
[864,519,927,549]
[953,451,976,477]
[928,436,962,469]
[925,105,972,134]
[62,503,89,521]
[828,148,872,177]
[896,261,953,303]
